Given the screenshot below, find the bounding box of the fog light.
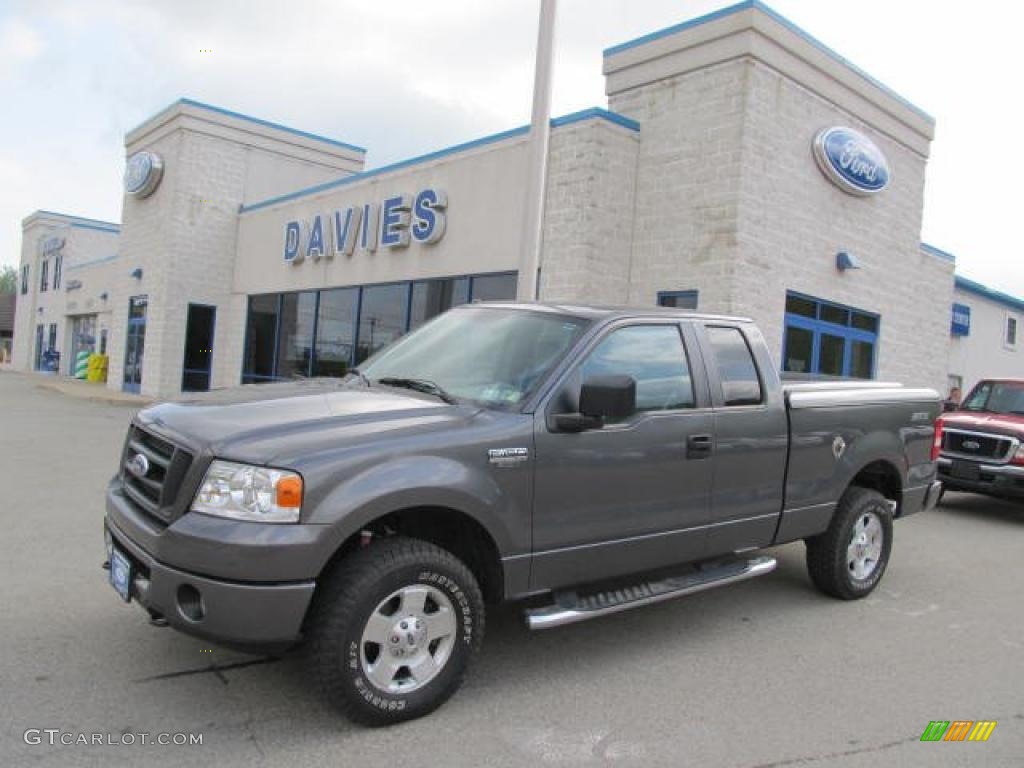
[176,584,204,622]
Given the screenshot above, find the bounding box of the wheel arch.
[315,504,506,606]
[848,458,903,513]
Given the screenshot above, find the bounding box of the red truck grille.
[942,429,1014,463]
[121,426,193,524]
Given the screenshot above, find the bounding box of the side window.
[580,325,695,415]
[706,326,762,406]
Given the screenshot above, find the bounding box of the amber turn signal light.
[276,475,303,508]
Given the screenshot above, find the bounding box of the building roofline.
[239,107,640,214]
[24,210,121,232]
[127,98,368,155]
[603,0,933,124]
[955,275,1024,314]
[920,242,956,263]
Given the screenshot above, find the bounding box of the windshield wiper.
[376,377,459,405]
[349,368,371,387]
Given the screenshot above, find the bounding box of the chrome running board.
[525,555,777,630]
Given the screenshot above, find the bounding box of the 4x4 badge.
[487,447,529,466]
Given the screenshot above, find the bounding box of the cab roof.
[463,300,752,324]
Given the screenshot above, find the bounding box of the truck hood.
[942,410,1024,438]
[137,379,463,464]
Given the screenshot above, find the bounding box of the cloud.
[0,17,45,77]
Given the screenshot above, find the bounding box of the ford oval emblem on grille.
[962,440,981,451]
[127,453,150,478]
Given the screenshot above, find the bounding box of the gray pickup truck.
[104,302,942,724]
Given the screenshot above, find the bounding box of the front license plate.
[951,460,981,481]
[109,549,132,602]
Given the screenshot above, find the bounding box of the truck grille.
[942,429,1014,463]
[121,426,194,524]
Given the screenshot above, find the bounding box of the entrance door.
[123,296,148,393]
[530,321,714,589]
[69,315,97,377]
[181,303,216,392]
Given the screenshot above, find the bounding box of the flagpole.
[516,0,557,301]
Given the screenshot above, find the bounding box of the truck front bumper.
[104,513,316,653]
[937,457,1024,500]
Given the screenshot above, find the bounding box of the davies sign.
[284,188,447,264]
[813,127,890,196]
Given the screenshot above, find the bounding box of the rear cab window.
[705,326,763,406]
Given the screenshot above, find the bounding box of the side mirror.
[942,401,958,413]
[580,375,636,421]
[554,375,637,432]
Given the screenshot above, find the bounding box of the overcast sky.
[2,0,1021,296]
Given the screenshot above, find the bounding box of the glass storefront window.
[470,273,517,302]
[276,291,317,378]
[782,292,877,379]
[783,325,813,373]
[241,272,518,384]
[244,295,279,382]
[818,333,845,376]
[356,284,409,365]
[314,288,358,377]
[409,278,469,331]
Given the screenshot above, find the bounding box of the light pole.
[516,0,558,301]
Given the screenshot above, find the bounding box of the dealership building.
[11,1,1022,398]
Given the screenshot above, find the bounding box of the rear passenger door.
[697,323,788,555]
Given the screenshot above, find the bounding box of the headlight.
[192,460,303,523]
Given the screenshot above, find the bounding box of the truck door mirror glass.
[580,375,636,421]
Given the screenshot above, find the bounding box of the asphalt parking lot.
[1,370,1022,767]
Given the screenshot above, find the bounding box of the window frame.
[782,291,879,379]
[539,318,713,429]
[656,290,699,310]
[1005,315,1018,350]
[40,259,49,293]
[701,323,766,409]
[21,265,29,295]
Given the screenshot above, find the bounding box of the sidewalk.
[0,367,153,406]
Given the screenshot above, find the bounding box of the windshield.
[359,306,590,408]
[960,380,1024,415]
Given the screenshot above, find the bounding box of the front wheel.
[308,537,485,725]
[805,486,894,600]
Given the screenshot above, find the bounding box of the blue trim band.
[602,0,933,124]
[920,242,956,263]
[240,108,639,214]
[31,210,120,231]
[130,98,367,154]
[550,107,641,132]
[955,276,1024,314]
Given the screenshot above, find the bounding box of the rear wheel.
[308,537,485,725]
[805,486,893,600]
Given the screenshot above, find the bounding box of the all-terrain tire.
[805,486,894,600]
[308,536,485,726]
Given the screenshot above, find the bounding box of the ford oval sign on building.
[124,150,164,198]
[813,127,890,196]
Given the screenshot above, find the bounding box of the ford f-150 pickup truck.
[103,303,942,725]
[937,378,1024,499]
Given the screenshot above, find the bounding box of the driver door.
[530,321,714,590]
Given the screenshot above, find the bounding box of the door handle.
[687,434,713,459]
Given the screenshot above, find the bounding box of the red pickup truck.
[937,379,1024,500]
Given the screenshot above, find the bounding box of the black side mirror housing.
[580,375,636,421]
